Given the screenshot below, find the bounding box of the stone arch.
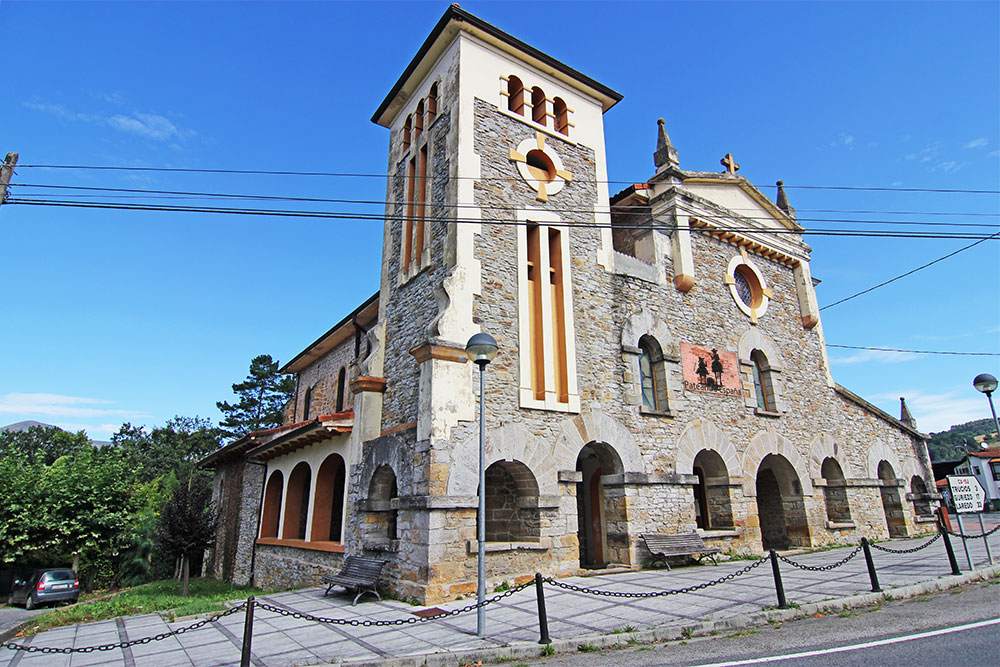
[358,435,414,500]
[866,442,903,479]
[742,429,813,496]
[621,309,676,356]
[552,405,644,474]
[675,419,743,478]
[447,422,557,496]
[484,460,541,542]
[756,453,811,549]
[737,329,784,371]
[808,433,854,479]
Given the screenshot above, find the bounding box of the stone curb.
[331,563,1000,667]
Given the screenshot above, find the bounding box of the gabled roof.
[247,411,353,462]
[280,292,379,374]
[372,5,622,128]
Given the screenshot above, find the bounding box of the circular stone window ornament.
[509,132,572,202]
[725,250,771,324]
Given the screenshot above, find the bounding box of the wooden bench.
[322,556,387,605]
[641,533,721,570]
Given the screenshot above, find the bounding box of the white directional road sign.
[948,475,987,514]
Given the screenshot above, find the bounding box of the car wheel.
[25,595,36,610]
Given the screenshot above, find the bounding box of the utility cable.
[15,164,1000,194]
[826,345,999,357]
[819,232,1000,311]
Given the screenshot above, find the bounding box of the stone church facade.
[202,6,938,603]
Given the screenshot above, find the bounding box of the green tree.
[216,354,295,439]
[0,425,91,464]
[112,416,221,482]
[155,475,216,596]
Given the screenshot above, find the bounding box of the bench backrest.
[339,556,386,581]
[641,533,708,552]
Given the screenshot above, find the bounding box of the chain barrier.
[256,579,534,627]
[869,532,941,553]
[0,601,247,654]
[544,556,769,598]
[942,522,1000,540]
[776,545,863,571]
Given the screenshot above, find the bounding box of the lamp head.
[466,333,498,367]
[973,373,998,395]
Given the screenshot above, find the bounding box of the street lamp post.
[973,373,1000,442]
[466,332,498,638]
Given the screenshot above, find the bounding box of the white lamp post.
[973,373,1000,443]
[466,332,498,638]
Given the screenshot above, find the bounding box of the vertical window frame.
[516,209,579,412]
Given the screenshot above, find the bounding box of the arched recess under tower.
[576,442,627,568]
[755,454,810,551]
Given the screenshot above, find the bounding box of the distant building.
[201,6,938,602]
[951,448,1000,511]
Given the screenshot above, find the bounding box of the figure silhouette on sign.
[696,356,710,386]
[711,348,724,387]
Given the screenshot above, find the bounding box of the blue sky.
[1,0,997,439]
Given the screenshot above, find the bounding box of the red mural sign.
[681,343,742,398]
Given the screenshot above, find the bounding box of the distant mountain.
[927,418,999,461]
[1,420,60,432]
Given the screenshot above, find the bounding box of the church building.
[201,6,938,603]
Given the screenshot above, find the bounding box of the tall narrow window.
[403,115,412,151]
[639,342,657,410]
[553,97,569,136]
[751,349,776,411]
[426,83,437,124]
[336,368,346,412]
[402,127,429,274]
[414,100,424,140]
[303,385,313,420]
[507,76,524,115]
[549,227,568,402]
[519,216,577,411]
[527,224,545,400]
[531,87,547,126]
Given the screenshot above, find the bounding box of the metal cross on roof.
[721,152,740,175]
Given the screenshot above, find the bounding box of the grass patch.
[577,643,599,653]
[725,628,759,639]
[838,609,859,618]
[19,577,276,636]
[540,644,555,657]
[612,625,636,634]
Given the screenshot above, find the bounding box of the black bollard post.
[860,538,882,593]
[940,523,961,576]
[769,550,788,610]
[534,573,551,645]
[241,596,255,667]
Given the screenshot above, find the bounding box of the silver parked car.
[8,569,79,609]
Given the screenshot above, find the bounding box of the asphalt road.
[0,604,44,642]
[518,577,1000,666]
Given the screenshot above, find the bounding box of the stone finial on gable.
[776,180,796,219]
[653,118,679,169]
[899,397,917,430]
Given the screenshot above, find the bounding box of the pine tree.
[216,355,295,439]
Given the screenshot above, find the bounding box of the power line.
[11,182,1000,229]
[827,345,999,357]
[15,164,1000,194]
[819,232,1000,311]
[9,198,1000,240]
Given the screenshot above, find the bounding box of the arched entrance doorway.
[878,461,907,537]
[576,442,626,568]
[820,458,851,523]
[755,454,810,551]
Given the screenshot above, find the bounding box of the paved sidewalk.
[2,530,998,667]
